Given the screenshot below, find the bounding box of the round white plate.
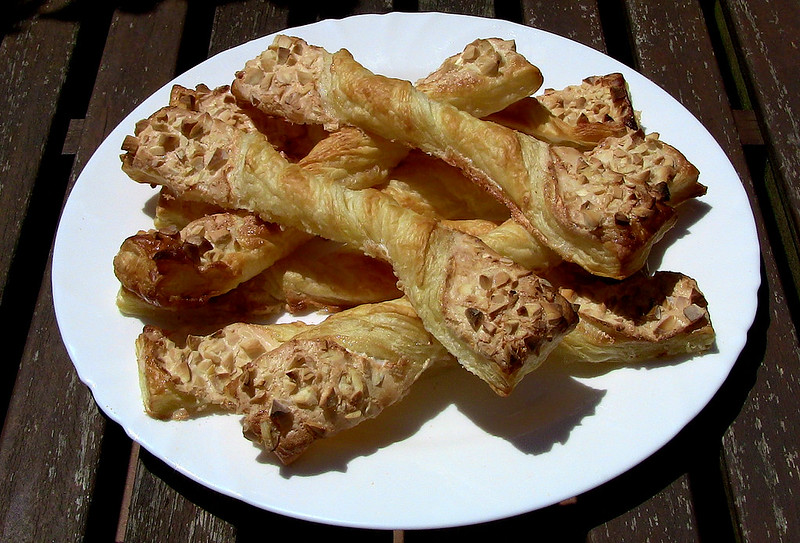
[52,12,760,530]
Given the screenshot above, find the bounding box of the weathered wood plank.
[0,9,77,305]
[0,8,81,427]
[121,4,395,541]
[521,0,606,50]
[0,296,107,543]
[418,0,494,17]
[0,2,208,542]
[66,3,246,542]
[720,0,800,288]
[210,0,291,55]
[624,1,800,542]
[520,1,705,540]
[0,5,103,540]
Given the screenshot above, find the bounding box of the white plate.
[52,12,760,530]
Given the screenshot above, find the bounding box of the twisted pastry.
[232,35,543,129]
[549,267,715,364]
[118,38,547,314]
[137,298,450,464]
[233,36,704,279]
[121,106,578,396]
[114,213,309,307]
[137,269,714,464]
[116,235,402,324]
[486,73,639,150]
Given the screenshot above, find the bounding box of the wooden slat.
[521,0,606,51]
[0,7,81,431]
[418,0,493,16]
[118,5,283,541]
[0,9,78,304]
[0,2,198,543]
[623,1,800,542]
[721,0,800,273]
[68,3,245,542]
[209,0,291,55]
[0,7,96,542]
[732,109,764,146]
[520,1,705,540]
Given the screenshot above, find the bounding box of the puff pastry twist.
[234,36,704,279]
[137,298,451,464]
[121,106,578,395]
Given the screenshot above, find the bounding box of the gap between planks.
[115,441,141,543]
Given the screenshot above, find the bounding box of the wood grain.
[522,0,606,50]
[721,0,800,274]
[0,2,190,542]
[625,1,800,542]
[0,12,77,305]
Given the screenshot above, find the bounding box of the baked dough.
[170,83,327,159]
[233,36,703,279]
[231,35,545,192]
[413,37,543,118]
[121,106,578,396]
[232,35,543,129]
[114,212,310,307]
[136,298,453,464]
[136,269,714,464]
[550,267,715,364]
[116,235,402,324]
[486,73,639,149]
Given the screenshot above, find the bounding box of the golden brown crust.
[136,298,452,464]
[242,336,427,464]
[552,131,705,209]
[550,268,715,363]
[485,73,638,150]
[232,35,334,128]
[121,105,578,395]
[439,232,576,385]
[153,188,225,230]
[263,237,402,314]
[170,83,327,160]
[113,213,310,307]
[468,218,562,273]
[537,73,639,133]
[297,126,408,189]
[232,35,544,129]
[380,150,509,222]
[486,96,622,150]
[308,47,699,278]
[136,320,308,419]
[414,37,543,118]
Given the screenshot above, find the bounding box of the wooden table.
[2,1,798,541]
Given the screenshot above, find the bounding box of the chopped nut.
[683,304,706,323]
[465,307,484,330]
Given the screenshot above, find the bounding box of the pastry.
[136,298,453,464]
[114,212,310,307]
[121,106,578,396]
[232,35,544,129]
[233,36,704,279]
[550,267,715,364]
[486,73,638,149]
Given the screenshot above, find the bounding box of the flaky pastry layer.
[231,36,703,279]
[114,213,310,307]
[121,106,577,395]
[486,73,639,150]
[137,298,452,464]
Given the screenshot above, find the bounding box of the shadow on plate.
[270,358,606,476]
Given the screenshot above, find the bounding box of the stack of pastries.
[114,36,714,465]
